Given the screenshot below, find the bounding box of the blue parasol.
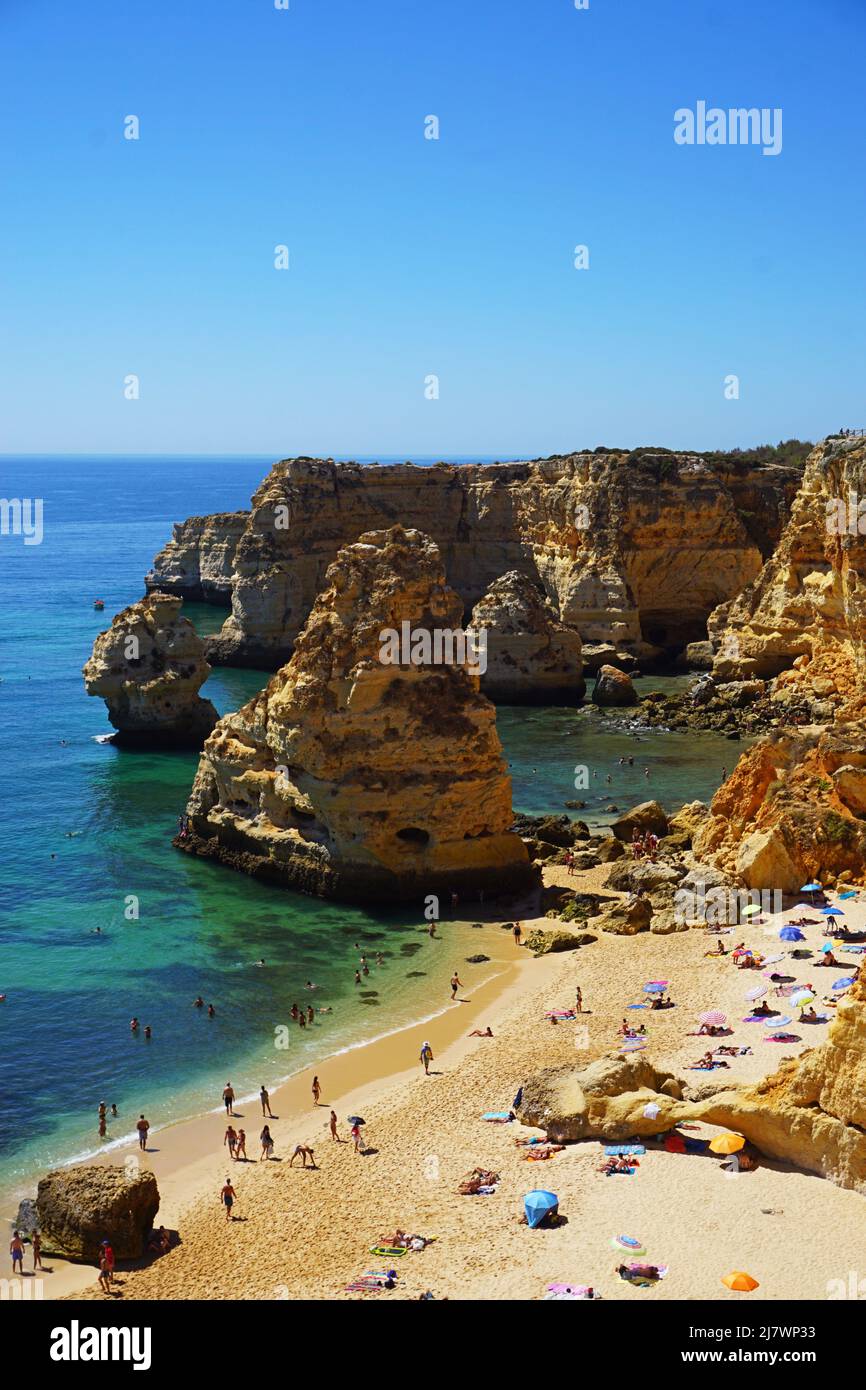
[821,907,844,916]
[832,977,857,991]
[524,1189,559,1229]
[779,926,805,941]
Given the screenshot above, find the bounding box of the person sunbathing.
[468,1026,494,1037]
[705,940,727,956]
[818,952,838,967]
[752,1000,772,1015]
[799,1006,818,1021]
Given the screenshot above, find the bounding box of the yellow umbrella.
[710,1133,745,1155]
[722,1271,759,1292]
[741,904,760,916]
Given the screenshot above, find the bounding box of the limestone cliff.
[692,722,866,890]
[83,594,218,747]
[147,452,801,673]
[145,511,247,604]
[469,570,584,703]
[178,526,533,903]
[710,437,866,719]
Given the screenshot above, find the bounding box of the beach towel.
[369,1245,409,1258]
[605,1166,636,1175]
[684,1137,710,1153]
[481,1111,513,1122]
[625,1262,669,1286]
[604,1144,646,1156]
[545,1283,593,1299]
[544,1010,576,1019]
[345,1278,387,1293]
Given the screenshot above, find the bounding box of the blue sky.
[0,0,864,457]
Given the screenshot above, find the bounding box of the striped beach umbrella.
[699,1010,727,1026]
[745,985,768,1001]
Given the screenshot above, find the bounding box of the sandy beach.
[14,864,859,1304]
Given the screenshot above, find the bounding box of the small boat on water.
[93,598,105,610]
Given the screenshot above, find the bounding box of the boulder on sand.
[592,664,637,706]
[36,1165,160,1263]
[610,800,669,841]
[516,1055,682,1141]
[594,895,652,935]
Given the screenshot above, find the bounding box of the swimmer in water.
[194,996,204,1008]
[207,1004,216,1017]
[130,1017,139,1033]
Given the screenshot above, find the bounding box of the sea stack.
[469,570,585,703]
[178,526,534,903]
[83,594,219,747]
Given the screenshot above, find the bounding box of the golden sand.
[36,865,866,1302]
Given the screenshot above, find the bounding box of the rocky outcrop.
[147,450,803,672]
[83,594,218,747]
[692,722,866,889]
[36,1165,159,1263]
[469,570,584,703]
[709,437,866,719]
[177,526,533,904]
[518,973,866,1191]
[610,801,669,840]
[146,512,247,604]
[592,664,637,706]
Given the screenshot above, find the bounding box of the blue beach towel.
[604,1144,646,1156]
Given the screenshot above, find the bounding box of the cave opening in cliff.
[640,609,710,658]
[396,827,430,847]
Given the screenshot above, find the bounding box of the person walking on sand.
[575,987,583,1014]
[329,1109,340,1141]
[221,1178,236,1221]
[10,1231,24,1276]
[260,1125,274,1160]
[97,1247,112,1294]
[420,1040,434,1075]
[101,1239,115,1285]
[31,1230,42,1271]
[513,922,522,947]
[136,1114,149,1151]
[450,972,462,1001]
[223,1081,235,1116]
[235,1128,247,1160]
[312,1075,321,1105]
[429,920,437,937]
[260,1085,273,1117]
[351,1122,363,1154]
[224,1124,238,1159]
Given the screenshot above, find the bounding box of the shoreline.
[13,929,539,1300]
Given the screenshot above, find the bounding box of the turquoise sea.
[0,456,735,1211]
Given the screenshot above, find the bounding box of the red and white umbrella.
[699,1010,727,1026]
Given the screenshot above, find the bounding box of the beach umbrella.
[838,890,858,901]
[763,954,784,965]
[821,942,834,953]
[699,1010,727,1027]
[611,1235,645,1255]
[801,882,822,893]
[524,1189,558,1229]
[779,926,805,941]
[722,1271,760,1292]
[745,985,768,1001]
[740,904,762,917]
[833,976,857,991]
[764,1015,792,1028]
[709,1133,745,1155]
[791,989,815,1005]
[347,1115,366,1126]
[643,1102,660,1120]
[643,981,668,994]
[821,907,844,917]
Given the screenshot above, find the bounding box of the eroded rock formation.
[145,512,247,604]
[469,570,584,702]
[710,437,866,719]
[36,1165,159,1262]
[178,526,533,903]
[692,722,866,890]
[83,594,218,747]
[147,451,802,673]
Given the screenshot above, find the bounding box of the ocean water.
[0,456,736,1209]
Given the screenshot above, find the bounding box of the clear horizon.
[1,0,863,454]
